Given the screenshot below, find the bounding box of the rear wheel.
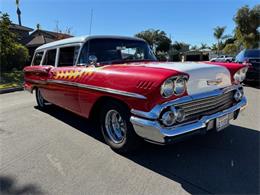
[100,101,141,153]
[36,88,48,108]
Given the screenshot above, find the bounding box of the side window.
[42,49,56,65]
[32,52,44,65]
[58,46,80,67]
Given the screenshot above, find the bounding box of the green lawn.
[0,70,24,90]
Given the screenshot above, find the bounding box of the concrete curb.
[0,87,24,94]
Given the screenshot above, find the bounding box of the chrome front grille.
[176,91,235,122]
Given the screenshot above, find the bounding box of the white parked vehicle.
[210,55,233,62]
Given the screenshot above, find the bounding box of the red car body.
[23,35,247,151]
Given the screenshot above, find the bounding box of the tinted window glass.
[244,49,260,58]
[43,49,56,65]
[235,50,245,62]
[58,46,79,67]
[79,38,157,65]
[33,52,44,65]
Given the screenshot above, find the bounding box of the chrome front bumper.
[130,87,247,144]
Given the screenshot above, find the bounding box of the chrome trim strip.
[46,79,147,99]
[24,78,47,84]
[130,97,247,143]
[131,85,242,119]
[25,78,147,99]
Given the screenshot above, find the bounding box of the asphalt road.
[0,86,259,195]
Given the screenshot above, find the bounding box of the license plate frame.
[216,114,230,131]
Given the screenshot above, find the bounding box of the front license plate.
[216,114,230,131]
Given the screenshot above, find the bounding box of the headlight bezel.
[160,78,175,98]
[161,75,188,98]
[233,66,248,84]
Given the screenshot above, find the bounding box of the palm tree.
[190,45,198,50]
[213,26,229,55]
[200,43,208,50]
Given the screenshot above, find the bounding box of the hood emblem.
[207,78,223,86]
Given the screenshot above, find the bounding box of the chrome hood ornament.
[207,78,223,86]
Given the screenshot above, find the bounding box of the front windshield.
[79,38,157,65]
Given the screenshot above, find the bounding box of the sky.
[0,0,259,46]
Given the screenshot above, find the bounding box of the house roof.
[26,35,55,47]
[36,35,144,51]
[30,29,72,39]
[10,23,33,31]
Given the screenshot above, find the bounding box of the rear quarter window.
[32,51,44,65]
[42,49,57,65]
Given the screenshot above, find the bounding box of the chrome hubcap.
[105,110,126,144]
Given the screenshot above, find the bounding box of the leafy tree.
[171,41,190,52]
[211,43,218,51]
[0,13,29,72]
[156,51,169,61]
[190,45,198,50]
[223,43,238,55]
[135,29,171,54]
[200,43,208,49]
[213,26,230,55]
[234,5,260,48]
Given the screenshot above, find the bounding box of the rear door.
[47,45,81,113]
[39,49,57,102]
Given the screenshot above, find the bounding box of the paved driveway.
[0,86,259,194]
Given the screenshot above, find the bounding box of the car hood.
[130,62,232,95]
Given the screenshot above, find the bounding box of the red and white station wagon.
[24,35,248,153]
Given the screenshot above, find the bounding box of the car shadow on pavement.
[36,105,260,195]
[0,176,43,195]
[243,82,260,89]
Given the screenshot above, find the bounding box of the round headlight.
[234,89,243,101]
[176,108,185,122]
[161,110,176,126]
[161,79,174,98]
[174,77,186,95]
[234,67,248,83]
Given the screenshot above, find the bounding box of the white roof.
[36,35,144,51]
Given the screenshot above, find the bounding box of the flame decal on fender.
[53,65,105,80]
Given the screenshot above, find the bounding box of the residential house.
[25,29,72,58]
[9,23,33,44]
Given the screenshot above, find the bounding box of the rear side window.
[32,52,44,65]
[58,46,79,67]
[42,49,56,65]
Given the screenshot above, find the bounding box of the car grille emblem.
[207,78,223,86]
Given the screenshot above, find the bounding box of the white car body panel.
[139,62,232,95]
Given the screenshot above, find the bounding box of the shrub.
[0,13,29,72]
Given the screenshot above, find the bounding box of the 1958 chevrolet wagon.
[24,35,248,153]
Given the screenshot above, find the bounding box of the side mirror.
[89,55,97,65]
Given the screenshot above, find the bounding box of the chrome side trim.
[131,85,242,120]
[24,78,47,85]
[130,97,247,143]
[46,79,147,99]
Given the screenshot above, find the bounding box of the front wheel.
[35,88,48,109]
[100,101,141,153]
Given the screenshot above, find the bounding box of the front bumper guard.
[130,97,247,144]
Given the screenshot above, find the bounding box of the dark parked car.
[235,49,260,84]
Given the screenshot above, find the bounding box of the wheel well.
[31,86,37,93]
[89,96,130,122]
